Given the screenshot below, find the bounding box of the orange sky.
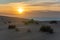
[0,2,60,18]
[0,2,60,13]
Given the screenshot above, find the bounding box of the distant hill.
[0,16,29,25]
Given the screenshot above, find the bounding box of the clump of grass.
[28,19,35,23]
[8,24,16,29]
[23,19,39,25]
[35,21,39,24]
[3,21,7,24]
[50,20,57,24]
[15,28,20,31]
[27,29,31,32]
[48,29,53,33]
[8,21,12,24]
[40,25,54,34]
[24,22,29,25]
[23,19,35,25]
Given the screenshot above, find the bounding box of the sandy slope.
[0,16,60,40]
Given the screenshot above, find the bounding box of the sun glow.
[17,8,24,14]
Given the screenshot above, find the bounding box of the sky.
[0,0,60,19]
[0,0,59,4]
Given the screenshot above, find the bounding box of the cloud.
[0,0,29,4]
[29,2,60,6]
[0,0,60,4]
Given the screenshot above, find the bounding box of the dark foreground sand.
[0,16,60,40]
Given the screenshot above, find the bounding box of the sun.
[17,8,24,14]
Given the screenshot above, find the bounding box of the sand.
[0,16,60,40]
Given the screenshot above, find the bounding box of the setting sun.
[17,8,24,14]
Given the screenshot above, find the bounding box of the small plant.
[27,29,31,32]
[24,22,29,25]
[15,28,19,31]
[40,26,47,32]
[40,25,54,34]
[23,19,39,25]
[8,21,11,23]
[28,19,35,23]
[3,21,7,24]
[50,20,57,24]
[48,29,53,34]
[35,21,39,24]
[8,24,16,29]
